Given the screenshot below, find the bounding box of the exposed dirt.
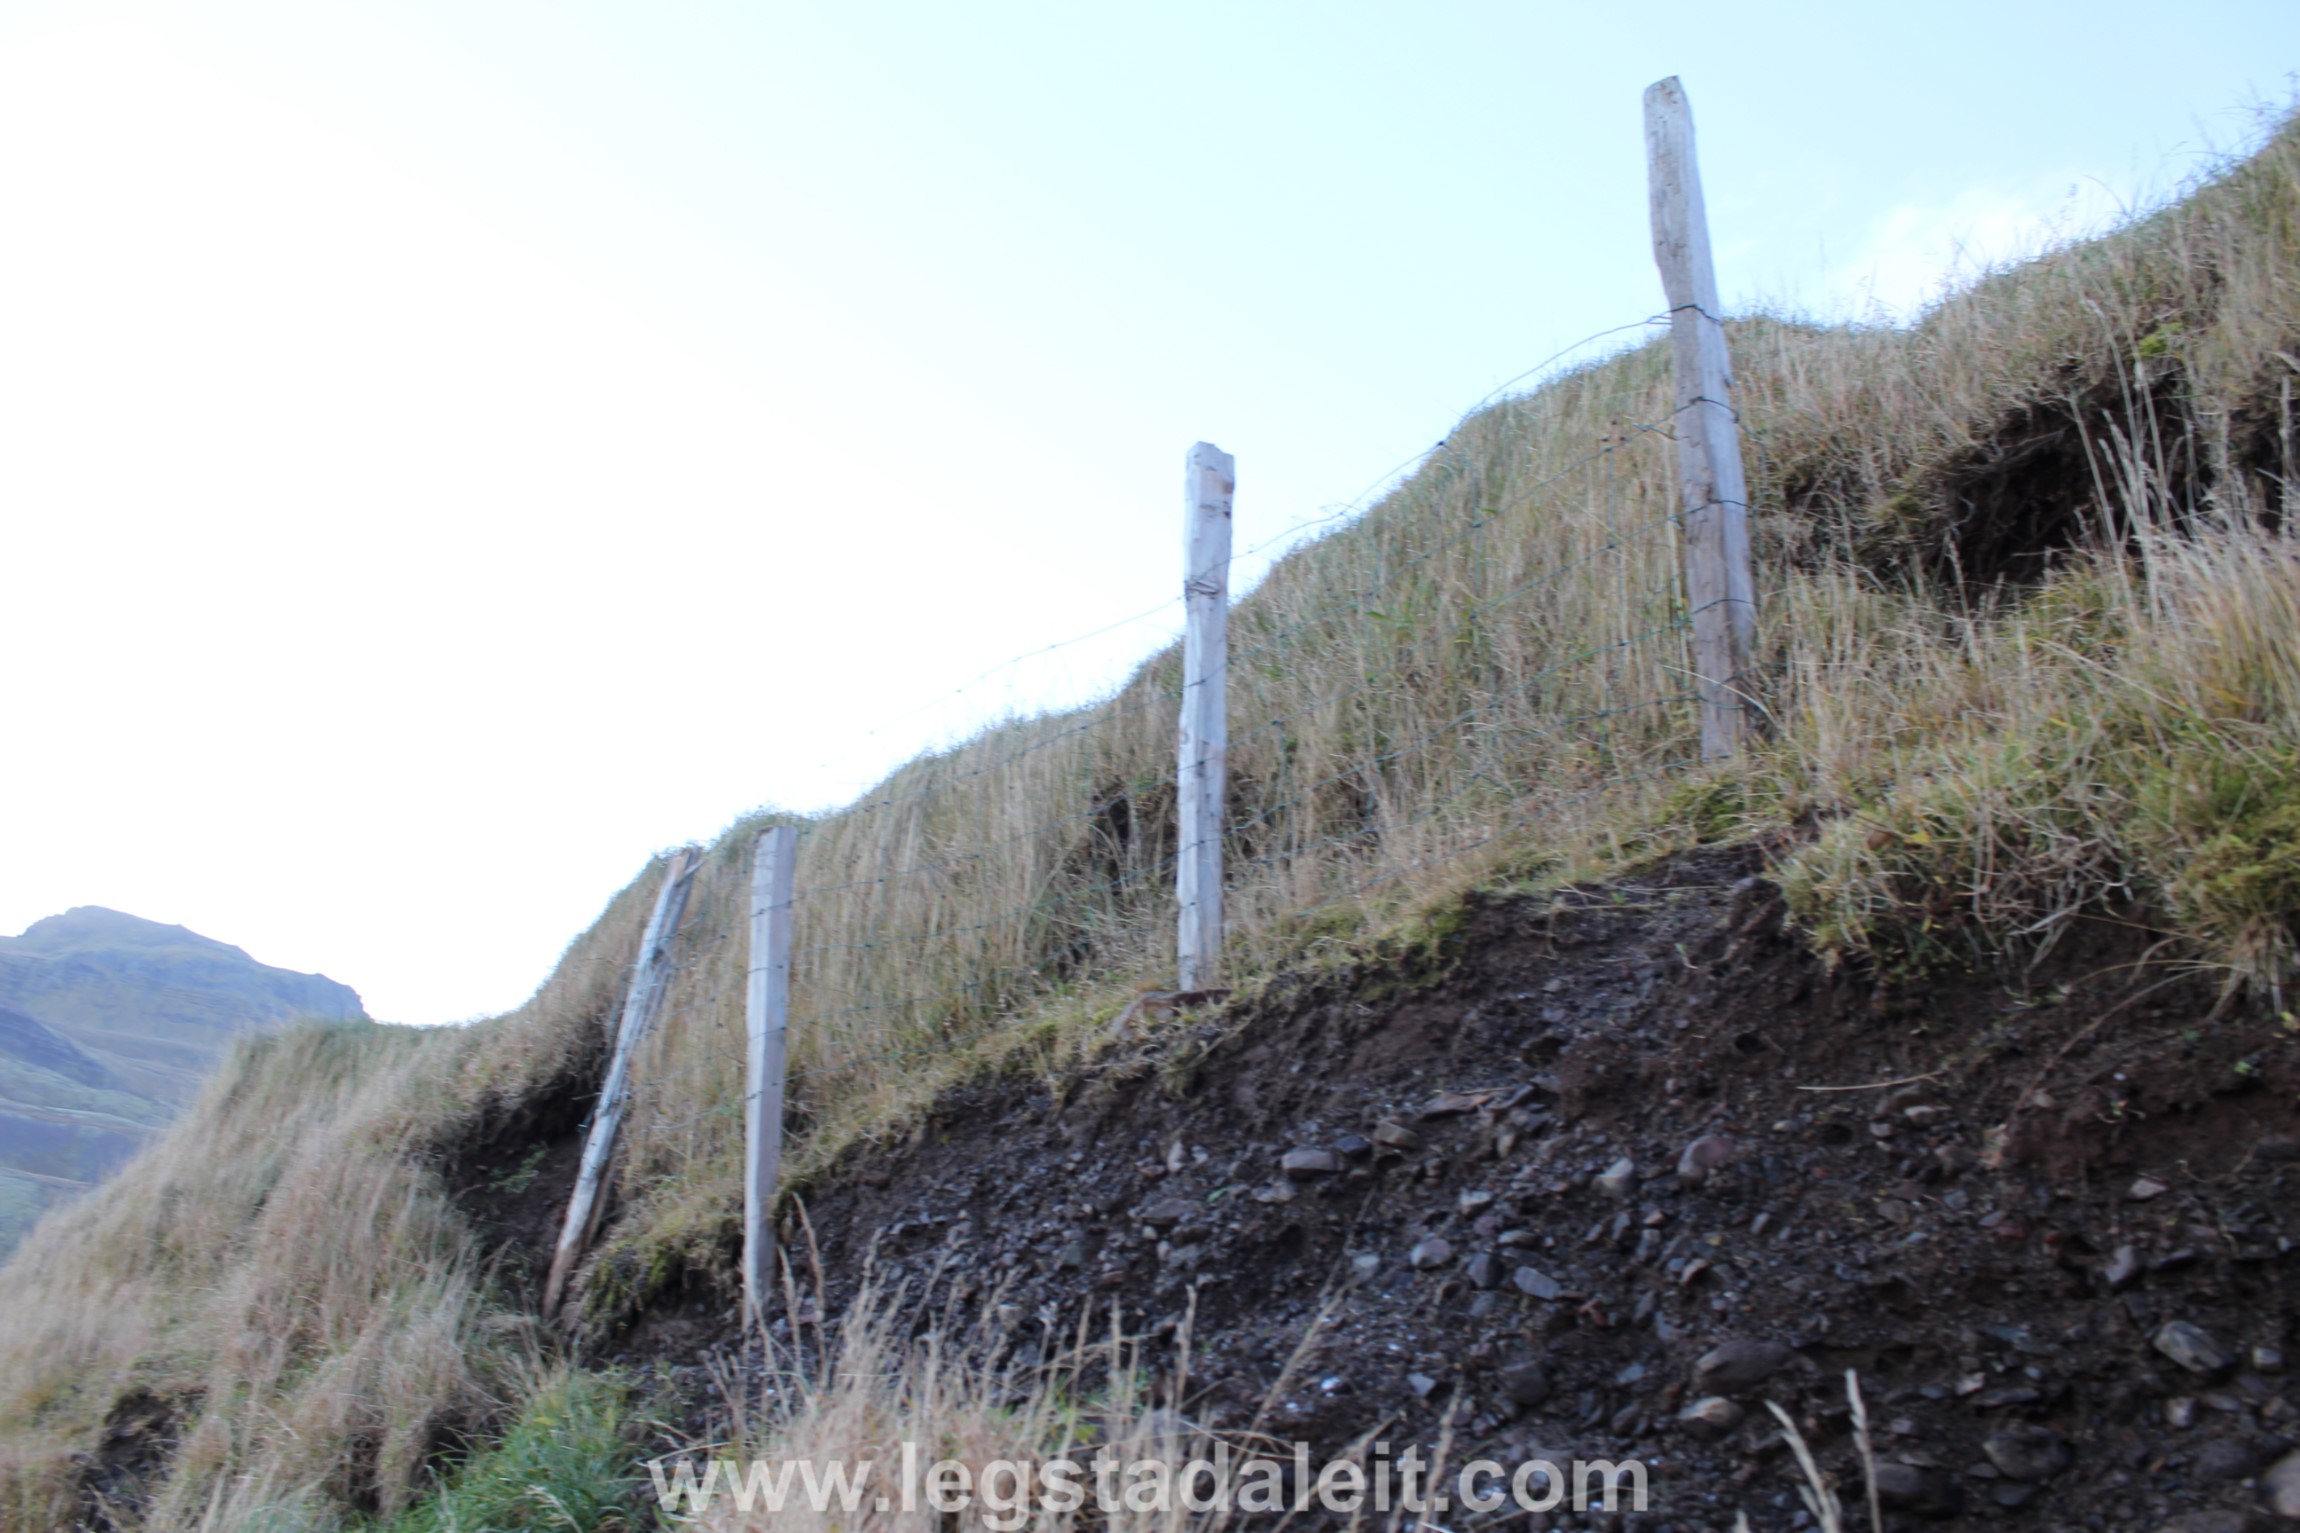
[439,1073,596,1308]
[73,1390,191,1533]
[603,843,2300,1532]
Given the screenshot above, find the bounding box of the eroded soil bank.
[500,844,2300,1530]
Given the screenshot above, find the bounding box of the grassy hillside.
[2,111,2297,1531]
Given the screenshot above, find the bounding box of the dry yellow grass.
[0,108,2296,1533]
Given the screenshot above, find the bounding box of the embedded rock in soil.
[1693,1338,1796,1395]
[2157,1320,2236,1377]
[1676,1134,1737,1187]
[1872,1461,1965,1520]
[1594,1157,1637,1198]
[1676,1396,1741,1440]
[1281,1149,1345,1179]
[2262,1447,2300,1519]
[1512,1265,1561,1300]
[1984,1423,2073,1483]
[1499,1360,1549,1407]
[1409,1237,1454,1270]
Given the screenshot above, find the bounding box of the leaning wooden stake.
[1176,442,1234,991]
[742,824,797,1328]
[542,846,698,1317]
[1645,76,1757,758]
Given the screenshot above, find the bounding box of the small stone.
[1594,1157,1638,1198]
[1252,1180,1295,1204]
[2129,1176,2169,1201]
[2166,1395,2198,1429]
[1871,1462,1964,1520]
[1409,1237,1455,1270]
[1420,1091,1488,1118]
[2104,1244,2142,1289]
[1465,1252,1501,1290]
[1512,1265,1562,1301]
[2258,1344,2287,1374]
[1500,1360,1549,1406]
[1497,1228,1538,1247]
[1693,1338,1797,1395]
[1056,1237,1086,1269]
[1351,1253,1382,1282]
[1137,1198,1197,1229]
[1983,1424,2072,1483]
[1459,1189,1497,1216]
[1407,1371,1440,1400]
[1677,1134,1737,1187]
[1331,1132,1374,1160]
[1371,1119,1422,1151]
[1677,1396,1742,1439]
[2265,1447,2300,1518]
[2156,1320,2236,1376]
[1281,1149,1346,1180]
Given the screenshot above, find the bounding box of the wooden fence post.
[1645,76,1757,758]
[1177,442,1234,991]
[743,824,797,1329]
[543,846,699,1316]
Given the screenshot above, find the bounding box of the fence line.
[542,80,1757,1320]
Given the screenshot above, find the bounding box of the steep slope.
[1,113,2298,1533]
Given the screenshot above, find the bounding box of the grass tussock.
[3,105,2300,1533]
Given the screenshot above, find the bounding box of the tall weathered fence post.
[543,845,699,1316]
[1645,76,1757,758]
[1177,442,1234,991]
[743,824,796,1328]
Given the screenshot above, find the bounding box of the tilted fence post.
[543,845,699,1316]
[1645,75,1757,758]
[743,824,796,1328]
[1177,442,1234,991]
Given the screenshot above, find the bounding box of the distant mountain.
[0,908,366,1255]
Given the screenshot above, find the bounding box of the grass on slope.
[1,107,2298,1533]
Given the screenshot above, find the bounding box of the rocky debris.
[2157,1320,2236,1377]
[1593,1156,1637,1198]
[1280,1149,1345,1180]
[736,844,2300,1533]
[1871,1461,1965,1520]
[1693,1338,1796,1395]
[1984,1423,2073,1483]
[1675,1133,1736,1187]
[1406,1371,1440,1399]
[1676,1395,1742,1439]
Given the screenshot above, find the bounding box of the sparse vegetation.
[2,106,2298,1533]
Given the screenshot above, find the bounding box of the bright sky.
[1,1,2291,1023]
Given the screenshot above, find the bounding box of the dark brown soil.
[602,843,2300,1532]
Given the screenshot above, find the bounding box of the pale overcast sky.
[2,0,2292,1023]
